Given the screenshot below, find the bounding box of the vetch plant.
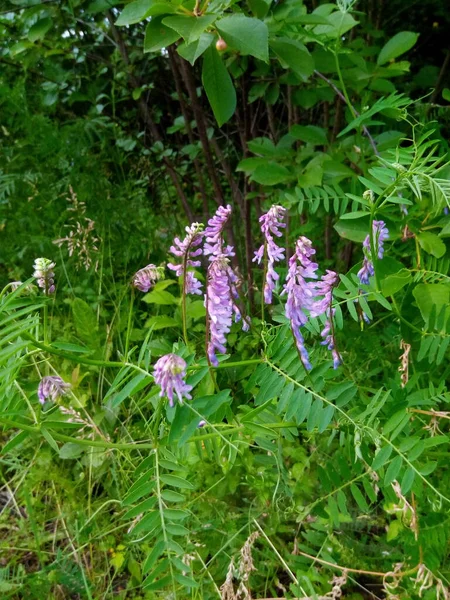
[153,353,192,407]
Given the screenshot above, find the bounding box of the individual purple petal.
[38,376,71,405]
[153,353,192,407]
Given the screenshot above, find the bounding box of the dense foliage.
[1,0,450,598]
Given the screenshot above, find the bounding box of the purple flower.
[282,237,319,370]
[357,220,389,284]
[320,312,340,369]
[204,205,233,260]
[206,256,248,366]
[311,270,338,317]
[153,353,192,407]
[133,264,163,292]
[38,376,71,405]
[168,222,204,295]
[253,205,286,304]
[33,258,56,295]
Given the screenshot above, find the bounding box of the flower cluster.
[282,239,340,369]
[205,206,249,366]
[253,205,286,304]
[133,264,163,292]
[38,376,71,405]
[168,222,204,295]
[282,237,319,370]
[33,257,56,295]
[357,220,389,285]
[204,205,233,260]
[153,353,192,407]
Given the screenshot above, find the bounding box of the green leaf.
[177,33,213,65]
[116,0,156,25]
[334,215,371,242]
[41,427,59,453]
[384,455,403,486]
[144,17,180,53]
[72,298,98,344]
[28,17,52,42]
[270,38,314,79]
[165,523,189,535]
[417,232,446,258]
[59,442,84,459]
[372,445,393,471]
[350,484,369,512]
[377,31,419,66]
[202,46,236,126]
[145,316,179,330]
[2,430,29,454]
[216,15,268,62]
[161,490,185,502]
[381,269,412,296]
[413,283,450,327]
[443,88,450,102]
[251,162,291,185]
[174,573,199,588]
[160,474,194,489]
[143,541,165,574]
[313,11,358,38]
[143,290,179,305]
[289,125,327,145]
[163,15,216,44]
[401,467,415,494]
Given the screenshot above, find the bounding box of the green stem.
[124,287,134,358]
[334,51,357,120]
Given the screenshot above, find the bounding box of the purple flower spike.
[204,205,233,260]
[357,220,389,284]
[206,255,249,366]
[38,376,71,405]
[33,258,56,295]
[133,264,162,292]
[153,353,192,407]
[311,270,339,317]
[282,237,319,370]
[168,222,204,295]
[320,310,340,369]
[253,205,286,304]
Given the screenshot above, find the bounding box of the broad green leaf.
[72,298,98,344]
[165,523,189,535]
[161,490,185,502]
[177,33,213,65]
[216,15,268,62]
[377,31,419,66]
[41,427,59,453]
[401,467,415,494]
[250,162,291,185]
[334,215,371,242]
[123,497,158,520]
[160,474,194,489]
[381,268,412,296]
[270,38,314,79]
[289,125,327,145]
[143,290,179,305]
[28,17,52,42]
[413,283,450,327]
[163,15,216,44]
[144,17,180,53]
[143,541,165,574]
[132,511,160,535]
[350,484,369,512]
[174,573,199,588]
[417,232,446,258]
[202,46,236,126]
[313,11,358,38]
[384,455,403,486]
[59,442,84,459]
[116,0,156,25]
[145,315,179,330]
